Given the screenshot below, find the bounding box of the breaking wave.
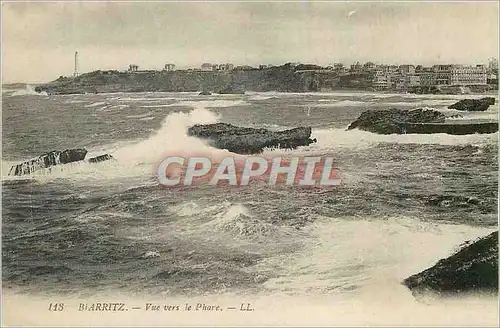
[6,85,47,97]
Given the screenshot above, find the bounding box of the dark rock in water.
[448,97,496,111]
[447,114,463,119]
[199,91,212,95]
[403,122,498,135]
[59,149,88,164]
[188,123,316,154]
[426,194,480,207]
[347,108,498,135]
[8,148,88,176]
[403,231,498,296]
[347,108,446,134]
[88,154,114,163]
[217,86,245,94]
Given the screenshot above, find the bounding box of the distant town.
[119,58,499,91]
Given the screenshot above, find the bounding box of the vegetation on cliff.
[34,64,374,95]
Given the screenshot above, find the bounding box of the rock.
[403,231,498,296]
[426,194,480,207]
[59,149,88,163]
[88,154,114,163]
[448,97,496,111]
[347,108,498,135]
[402,122,498,135]
[447,114,463,119]
[347,108,446,134]
[217,86,245,94]
[199,91,212,95]
[8,148,88,176]
[188,123,316,154]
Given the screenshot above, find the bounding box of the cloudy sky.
[2,1,498,83]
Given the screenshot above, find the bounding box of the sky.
[2,1,499,83]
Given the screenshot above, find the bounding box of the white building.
[432,65,487,86]
[164,64,176,71]
[201,63,213,71]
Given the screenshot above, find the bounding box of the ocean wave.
[248,95,276,101]
[168,100,249,108]
[261,215,495,296]
[111,105,221,165]
[84,101,107,108]
[117,97,179,102]
[126,112,154,119]
[310,100,368,107]
[7,85,47,97]
[446,112,499,121]
[107,104,130,110]
[302,128,499,151]
[139,104,177,108]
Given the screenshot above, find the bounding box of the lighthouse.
[74,51,79,78]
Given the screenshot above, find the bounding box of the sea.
[2,85,499,326]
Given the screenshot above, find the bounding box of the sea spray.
[112,105,221,165]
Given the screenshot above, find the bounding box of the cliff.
[34,64,371,95]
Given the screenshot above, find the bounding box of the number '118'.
[48,303,64,311]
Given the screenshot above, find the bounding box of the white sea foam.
[201,204,287,240]
[168,100,249,108]
[139,104,176,108]
[112,105,221,165]
[126,112,154,119]
[310,100,368,107]
[302,128,499,152]
[248,95,276,101]
[117,97,179,102]
[108,104,130,110]
[64,100,86,104]
[260,216,495,295]
[84,101,107,108]
[446,112,499,121]
[8,85,48,97]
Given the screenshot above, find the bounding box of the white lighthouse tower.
[74,51,79,78]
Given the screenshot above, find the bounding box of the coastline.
[29,67,499,96]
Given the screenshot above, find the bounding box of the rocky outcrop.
[8,150,115,176]
[403,231,498,296]
[188,123,316,154]
[448,97,496,111]
[87,154,114,163]
[8,149,88,176]
[199,91,212,95]
[347,108,498,135]
[403,122,498,135]
[347,108,446,134]
[217,86,245,94]
[33,64,348,95]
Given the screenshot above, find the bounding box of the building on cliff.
[432,64,487,86]
[417,67,437,87]
[164,64,176,71]
[128,64,139,72]
[214,63,234,71]
[201,63,213,71]
[372,70,392,90]
[398,65,416,75]
[350,62,363,73]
